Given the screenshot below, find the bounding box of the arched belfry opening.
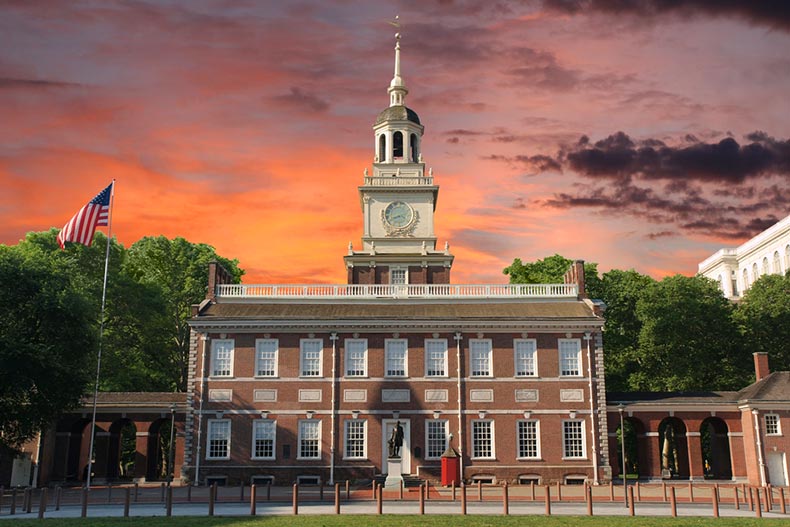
[378,134,386,163]
[410,133,418,162]
[393,131,404,159]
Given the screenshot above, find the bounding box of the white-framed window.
[514,339,537,377]
[517,420,540,459]
[470,339,493,377]
[252,419,276,459]
[210,339,234,377]
[300,339,323,377]
[385,339,408,377]
[206,419,230,459]
[344,419,367,459]
[255,339,278,377]
[425,339,448,377]
[426,419,449,459]
[390,267,408,285]
[562,420,585,459]
[765,414,781,436]
[344,339,368,377]
[298,420,321,459]
[559,339,582,377]
[471,419,495,459]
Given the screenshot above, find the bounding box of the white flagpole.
[85,179,116,489]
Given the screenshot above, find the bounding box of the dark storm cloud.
[533,131,790,184]
[542,0,790,31]
[270,87,329,113]
[0,77,78,89]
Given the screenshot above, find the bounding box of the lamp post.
[167,404,176,486]
[618,403,628,507]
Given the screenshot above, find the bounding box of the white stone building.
[698,214,790,299]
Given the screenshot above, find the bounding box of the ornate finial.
[429,167,433,177]
[364,167,369,177]
[388,16,407,106]
[421,241,427,255]
[444,241,450,254]
[348,241,353,255]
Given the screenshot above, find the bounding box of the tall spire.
[388,17,408,107]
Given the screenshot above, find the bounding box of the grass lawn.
[1,516,785,527]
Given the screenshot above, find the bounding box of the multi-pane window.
[300,339,323,377]
[517,420,540,459]
[345,339,367,377]
[470,339,493,377]
[207,420,230,459]
[385,339,408,377]
[765,414,781,435]
[426,419,448,459]
[559,339,582,376]
[255,339,278,377]
[425,339,448,377]
[472,420,494,459]
[211,339,234,377]
[298,420,321,459]
[344,420,366,459]
[390,268,407,284]
[514,339,537,377]
[252,420,276,459]
[562,420,585,458]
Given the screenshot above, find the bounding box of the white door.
[10,454,32,487]
[382,419,411,474]
[766,451,788,486]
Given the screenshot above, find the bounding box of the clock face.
[384,201,414,228]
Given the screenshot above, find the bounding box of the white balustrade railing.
[215,283,578,299]
[363,176,433,186]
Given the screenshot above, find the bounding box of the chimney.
[753,352,770,381]
[564,260,587,298]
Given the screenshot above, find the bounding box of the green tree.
[596,269,656,392]
[503,254,602,297]
[125,236,244,391]
[0,244,95,455]
[735,272,790,374]
[632,275,749,391]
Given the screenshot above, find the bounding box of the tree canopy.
[735,272,790,373]
[503,254,602,297]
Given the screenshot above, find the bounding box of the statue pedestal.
[384,457,403,488]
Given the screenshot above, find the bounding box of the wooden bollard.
[134,482,139,502]
[425,479,430,500]
[635,481,641,501]
[734,486,740,510]
[748,486,754,510]
[293,483,299,515]
[670,486,677,517]
[609,481,614,501]
[478,480,483,501]
[250,484,257,516]
[712,484,719,518]
[452,480,456,501]
[25,488,32,513]
[754,488,762,518]
[502,481,509,515]
[371,480,376,498]
[764,486,771,512]
[399,479,403,500]
[557,481,562,501]
[11,488,17,515]
[629,486,635,516]
[209,483,216,516]
[780,487,786,514]
[334,483,340,514]
[377,484,383,515]
[532,480,536,501]
[461,483,467,515]
[81,487,88,518]
[124,488,130,517]
[107,483,112,503]
[319,481,324,501]
[688,481,694,503]
[37,488,47,519]
[345,480,349,500]
[0,485,4,514]
[160,482,166,502]
[187,484,192,502]
[166,484,173,516]
[586,484,593,516]
[419,484,425,515]
[267,482,272,501]
[239,482,244,502]
[662,481,667,502]
[544,485,551,516]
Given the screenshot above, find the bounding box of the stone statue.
[387,421,404,458]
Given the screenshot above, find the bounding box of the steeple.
[388,31,408,107]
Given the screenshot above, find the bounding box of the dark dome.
[374,105,421,126]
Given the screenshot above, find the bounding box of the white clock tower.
[345,31,454,285]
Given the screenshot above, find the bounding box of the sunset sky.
[2,1,789,284]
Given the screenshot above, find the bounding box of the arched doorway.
[658,417,689,478]
[700,417,732,480]
[146,417,173,481]
[106,419,137,481]
[615,417,644,479]
[65,419,91,482]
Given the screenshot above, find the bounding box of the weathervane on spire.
[387,15,407,106]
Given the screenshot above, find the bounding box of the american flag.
[57,181,114,249]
